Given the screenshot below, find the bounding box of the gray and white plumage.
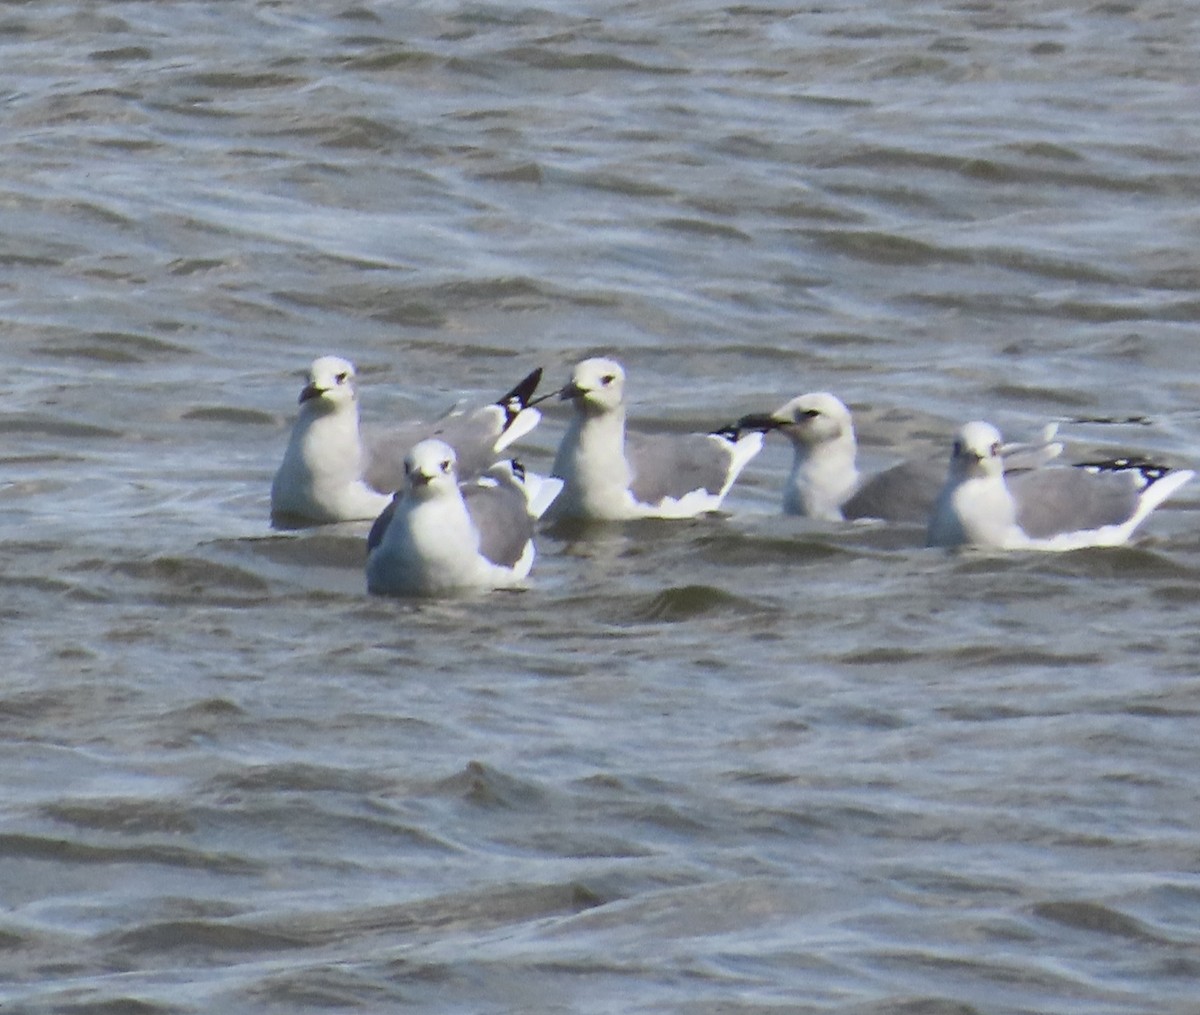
[549,357,763,521]
[366,439,562,596]
[271,356,543,526]
[927,420,1194,551]
[737,392,1062,523]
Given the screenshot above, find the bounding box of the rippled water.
[3,2,1200,1012]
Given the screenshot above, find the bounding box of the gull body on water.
[550,357,762,521]
[366,439,561,596]
[927,420,1194,551]
[11,2,1200,1012]
[738,392,1063,523]
[271,356,543,526]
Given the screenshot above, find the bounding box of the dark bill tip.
[735,412,782,432]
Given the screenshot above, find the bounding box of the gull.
[271,355,543,526]
[365,439,562,596]
[927,420,1194,551]
[549,357,763,521]
[737,392,1061,522]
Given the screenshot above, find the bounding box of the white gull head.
[403,438,460,501]
[559,357,627,417]
[299,355,359,412]
[271,355,391,525]
[949,420,1005,480]
[738,392,858,519]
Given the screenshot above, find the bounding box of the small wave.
[167,257,231,276]
[43,799,198,836]
[239,879,606,958]
[333,48,439,73]
[104,556,271,596]
[0,416,121,439]
[985,381,1093,406]
[244,965,400,1010]
[496,46,687,75]
[1031,900,1168,943]
[472,161,544,184]
[39,331,192,364]
[184,70,305,91]
[570,170,677,198]
[181,406,277,425]
[0,832,261,875]
[89,45,154,63]
[106,919,306,955]
[1034,544,1196,580]
[630,583,767,623]
[655,217,754,242]
[207,762,393,796]
[839,644,1103,669]
[274,275,557,326]
[304,115,413,152]
[0,252,61,269]
[47,995,175,1014]
[807,228,970,267]
[430,760,551,811]
[239,533,366,569]
[694,530,859,567]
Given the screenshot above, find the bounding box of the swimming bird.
[366,439,562,596]
[927,420,1193,550]
[737,392,1062,523]
[271,356,543,526]
[549,357,763,521]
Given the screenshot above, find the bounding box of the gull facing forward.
[927,420,1193,551]
[271,356,542,526]
[366,439,562,596]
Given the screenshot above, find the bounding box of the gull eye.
[440,460,452,473]
[335,371,349,384]
[798,408,820,421]
[600,374,615,385]
[990,441,1001,457]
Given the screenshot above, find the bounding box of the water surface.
[3,2,1200,1012]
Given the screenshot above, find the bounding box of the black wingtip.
[1077,457,1172,486]
[711,412,779,442]
[1068,415,1153,426]
[497,367,543,414]
[709,423,742,443]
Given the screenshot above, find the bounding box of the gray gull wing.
[1009,466,1144,539]
[362,367,543,492]
[843,458,944,522]
[462,480,536,568]
[626,432,735,506]
[365,497,398,554]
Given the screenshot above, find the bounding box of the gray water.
[3,2,1200,1012]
